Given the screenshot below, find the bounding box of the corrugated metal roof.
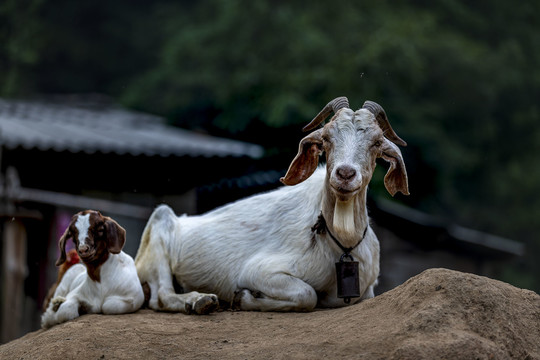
[0,96,264,158]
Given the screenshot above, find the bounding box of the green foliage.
[1,0,539,291]
[0,0,46,95]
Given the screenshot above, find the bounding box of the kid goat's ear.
[56,223,73,266]
[104,216,126,254]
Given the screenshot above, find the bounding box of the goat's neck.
[321,183,369,249]
[84,252,109,283]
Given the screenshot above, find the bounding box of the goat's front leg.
[235,273,317,312]
[159,290,219,314]
[41,297,66,329]
[41,296,86,329]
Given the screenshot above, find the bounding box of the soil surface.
[1,268,539,360]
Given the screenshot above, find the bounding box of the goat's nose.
[336,166,357,181]
[78,244,90,255]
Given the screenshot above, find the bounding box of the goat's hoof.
[193,295,219,315]
[51,297,66,312]
[232,289,249,310]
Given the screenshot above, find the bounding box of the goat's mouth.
[330,184,361,199]
[78,251,97,262]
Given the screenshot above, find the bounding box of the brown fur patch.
[84,252,109,282]
[142,282,151,307]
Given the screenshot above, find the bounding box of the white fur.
[41,251,144,329]
[135,99,408,312]
[135,167,380,312]
[333,199,356,239]
[74,214,91,246]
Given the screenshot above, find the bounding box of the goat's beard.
[333,199,356,241]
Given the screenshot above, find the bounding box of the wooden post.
[0,218,28,343]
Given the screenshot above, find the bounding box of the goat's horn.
[362,100,407,146]
[302,97,350,132]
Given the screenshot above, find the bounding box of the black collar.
[311,212,368,255]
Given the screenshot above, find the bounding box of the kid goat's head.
[56,210,126,266]
[281,97,409,200]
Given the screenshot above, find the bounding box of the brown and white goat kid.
[135,97,409,312]
[41,210,144,329]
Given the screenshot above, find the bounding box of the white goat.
[42,210,144,328]
[135,97,409,312]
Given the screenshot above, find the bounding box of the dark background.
[1,0,538,292]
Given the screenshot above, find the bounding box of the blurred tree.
[0,0,45,95]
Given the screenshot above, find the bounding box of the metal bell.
[335,254,360,302]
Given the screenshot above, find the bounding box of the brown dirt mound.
[1,268,538,360]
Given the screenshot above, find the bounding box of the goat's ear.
[104,217,126,254]
[380,139,410,196]
[56,226,71,266]
[280,129,323,186]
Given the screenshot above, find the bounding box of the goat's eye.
[373,140,382,147]
[97,226,105,237]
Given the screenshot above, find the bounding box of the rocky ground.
[1,268,538,359]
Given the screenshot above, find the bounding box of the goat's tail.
[134,204,176,263]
